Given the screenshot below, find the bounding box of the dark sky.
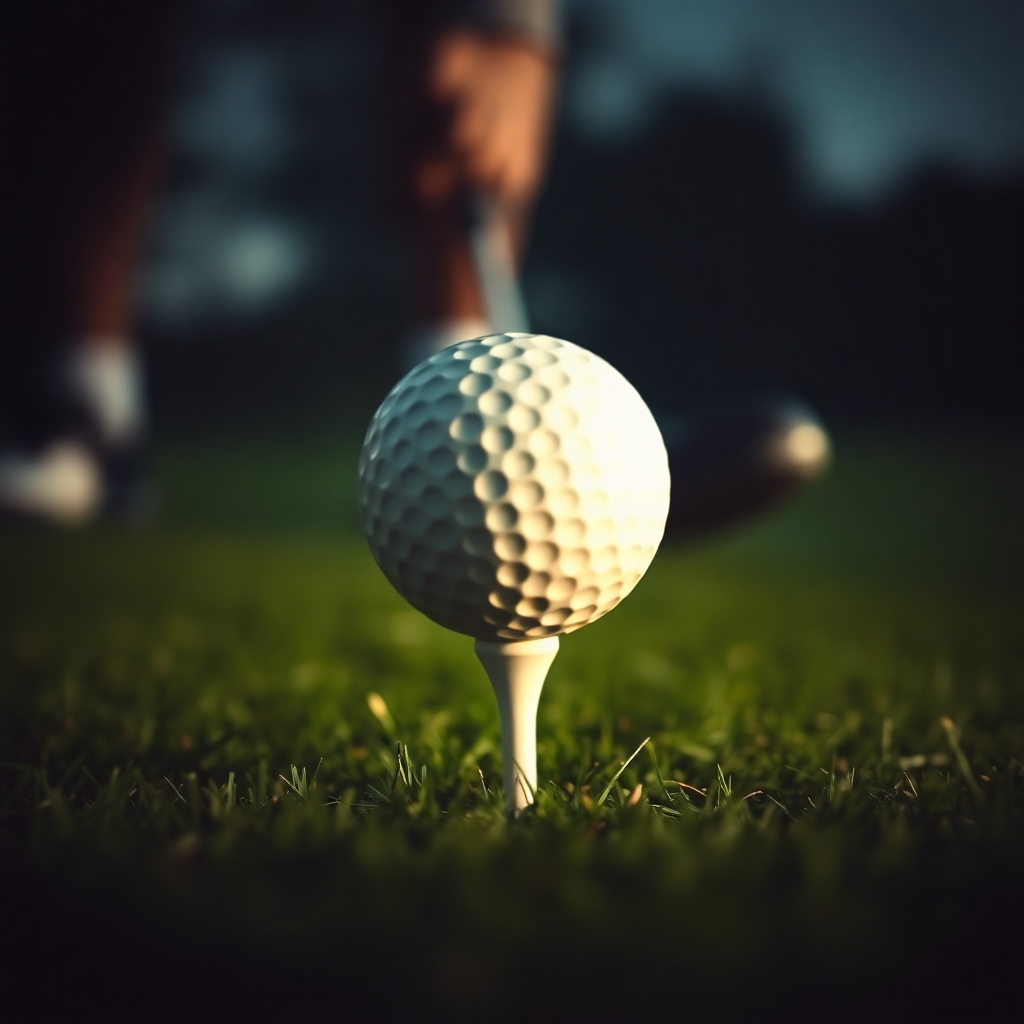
[565,0,1024,200]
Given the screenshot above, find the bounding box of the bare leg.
[412,204,489,326]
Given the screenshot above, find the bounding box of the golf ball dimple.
[358,333,671,641]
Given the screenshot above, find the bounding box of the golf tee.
[475,636,559,812]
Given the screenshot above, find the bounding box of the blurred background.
[1,0,1021,493]
[119,0,1023,437]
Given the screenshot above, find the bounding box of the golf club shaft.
[464,191,531,334]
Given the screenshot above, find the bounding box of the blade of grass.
[164,777,186,805]
[941,716,983,800]
[597,737,650,807]
[646,742,679,809]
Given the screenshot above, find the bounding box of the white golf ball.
[358,333,670,641]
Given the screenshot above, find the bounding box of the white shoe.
[0,441,103,525]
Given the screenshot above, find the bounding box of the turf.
[1,429,1021,1022]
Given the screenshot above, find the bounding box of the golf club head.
[665,397,832,539]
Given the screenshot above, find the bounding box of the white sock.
[400,318,491,372]
[61,340,146,445]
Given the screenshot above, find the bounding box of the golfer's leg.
[411,201,489,324]
[0,1,177,521]
[379,3,557,363]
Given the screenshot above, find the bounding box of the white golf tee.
[474,636,559,812]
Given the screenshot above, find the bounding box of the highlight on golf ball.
[358,333,671,640]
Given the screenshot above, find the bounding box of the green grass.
[1,429,1022,1022]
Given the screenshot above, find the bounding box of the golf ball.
[358,333,670,641]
